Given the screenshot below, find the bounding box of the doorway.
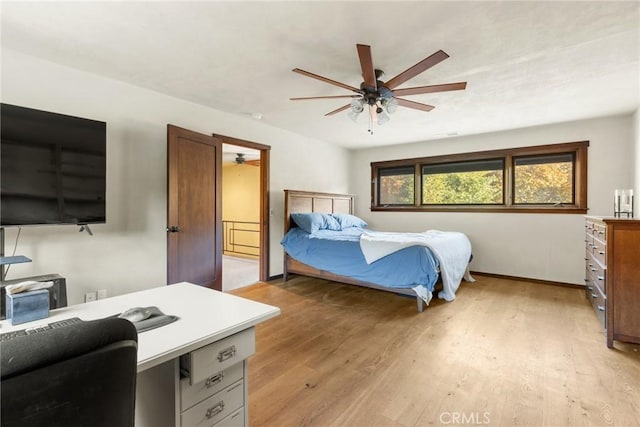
[215,134,270,292]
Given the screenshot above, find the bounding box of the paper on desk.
[5,280,54,295]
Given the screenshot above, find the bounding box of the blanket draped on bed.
[359,230,474,301]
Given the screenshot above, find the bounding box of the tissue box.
[6,290,50,325]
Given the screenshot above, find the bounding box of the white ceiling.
[1,1,638,150]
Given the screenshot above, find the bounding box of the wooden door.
[167,125,222,290]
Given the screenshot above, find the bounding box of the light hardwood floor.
[232,275,640,427]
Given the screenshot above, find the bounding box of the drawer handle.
[598,251,605,255]
[217,345,237,363]
[597,276,604,281]
[597,305,605,312]
[590,268,596,272]
[205,401,225,419]
[205,372,224,388]
[587,286,593,291]
[591,293,597,299]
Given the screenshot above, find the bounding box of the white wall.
[350,115,635,285]
[634,109,640,200]
[1,48,351,304]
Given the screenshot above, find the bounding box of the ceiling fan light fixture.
[350,98,364,113]
[348,110,360,123]
[377,110,390,126]
[382,98,398,114]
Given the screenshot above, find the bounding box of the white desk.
[0,282,280,426]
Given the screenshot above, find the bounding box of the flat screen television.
[1,103,106,227]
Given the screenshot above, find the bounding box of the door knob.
[167,226,181,233]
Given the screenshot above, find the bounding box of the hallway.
[222,255,259,292]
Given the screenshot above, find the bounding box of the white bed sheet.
[359,229,474,301]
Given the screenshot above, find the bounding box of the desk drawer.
[214,407,245,427]
[181,379,244,427]
[188,328,255,385]
[181,362,244,411]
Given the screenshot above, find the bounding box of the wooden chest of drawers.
[585,216,640,348]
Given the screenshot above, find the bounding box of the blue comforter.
[281,227,439,292]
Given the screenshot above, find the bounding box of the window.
[422,159,504,205]
[513,153,574,205]
[371,141,588,213]
[378,166,414,205]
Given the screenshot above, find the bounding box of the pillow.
[331,213,368,229]
[290,212,341,234]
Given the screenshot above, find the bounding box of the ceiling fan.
[234,153,260,167]
[291,44,467,134]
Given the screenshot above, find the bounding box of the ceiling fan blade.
[292,68,360,93]
[392,82,467,97]
[356,44,377,90]
[384,50,450,90]
[290,95,361,101]
[325,104,351,116]
[394,97,435,112]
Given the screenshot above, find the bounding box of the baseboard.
[269,271,581,289]
[470,271,583,289]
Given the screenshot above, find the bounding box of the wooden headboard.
[284,190,354,232]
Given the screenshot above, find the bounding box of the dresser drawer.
[181,379,244,427]
[187,328,255,385]
[584,233,594,249]
[593,223,607,241]
[586,253,606,295]
[591,237,607,266]
[181,361,244,411]
[587,281,606,330]
[585,221,595,234]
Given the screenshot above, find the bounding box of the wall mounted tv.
[1,103,106,227]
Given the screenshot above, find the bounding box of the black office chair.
[1,317,138,427]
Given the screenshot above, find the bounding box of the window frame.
[371,141,589,214]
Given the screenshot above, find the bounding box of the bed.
[281,190,473,312]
